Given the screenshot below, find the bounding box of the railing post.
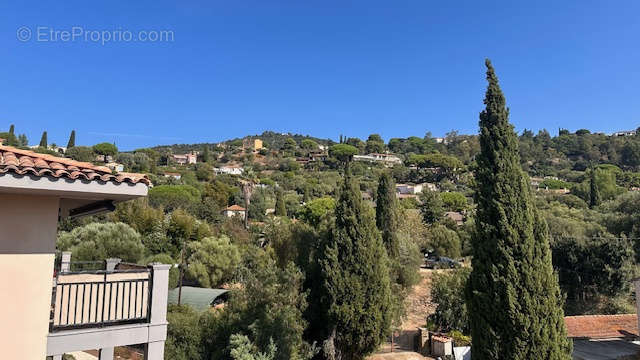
[144,263,170,360]
[105,258,121,272]
[61,251,72,273]
[149,263,170,324]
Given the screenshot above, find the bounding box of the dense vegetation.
[5,62,640,357]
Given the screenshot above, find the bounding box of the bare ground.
[369,268,437,360]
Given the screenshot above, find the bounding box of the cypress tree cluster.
[319,167,392,360]
[466,59,572,359]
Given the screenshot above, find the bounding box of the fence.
[50,269,151,331]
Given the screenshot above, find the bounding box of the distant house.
[444,211,464,226]
[265,208,275,216]
[612,130,637,137]
[167,287,230,311]
[105,162,124,172]
[309,151,328,162]
[223,205,246,219]
[396,182,436,195]
[243,138,263,150]
[214,166,244,176]
[172,151,197,165]
[163,172,182,180]
[353,153,402,166]
[361,192,372,201]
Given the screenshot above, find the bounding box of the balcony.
[46,253,169,360]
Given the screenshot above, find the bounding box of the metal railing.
[50,268,152,332]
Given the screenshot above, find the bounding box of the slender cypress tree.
[275,190,287,216]
[202,145,211,163]
[39,131,48,148]
[589,168,600,208]
[376,172,399,260]
[319,166,392,360]
[9,124,14,135]
[66,130,76,149]
[466,59,571,359]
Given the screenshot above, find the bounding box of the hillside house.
[353,153,402,166]
[243,138,263,150]
[214,165,244,176]
[445,211,464,225]
[223,205,246,219]
[396,182,436,195]
[105,162,124,172]
[172,151,197,165]
[0,145,169,360]
[163,172,182,180]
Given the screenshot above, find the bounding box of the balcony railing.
[50,267,152,332]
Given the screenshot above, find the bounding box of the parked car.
[424,254,462,269]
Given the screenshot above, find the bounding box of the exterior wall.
[0,194,60,359]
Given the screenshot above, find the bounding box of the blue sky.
[1,1,639,150]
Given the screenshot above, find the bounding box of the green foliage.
[297,197,335,227]
[65,146,95,162]
[365,134,385,154]
[552,236,634,314]
[165,304,203,360]
[429,268,471,333]
[39,131,47,147]
[275,190,287,216]
[440,191,467,212]
[300,139,319,150]
[466,60,571,359]
[0,131,19,146]
[329,144,358,162]
[187,235,241,288]
[426,225,461,258]
[540,178,570,190]
[419,189,444,224]
[201,250,314,360]
[67,130,76,148]
[92,142,118,157]
[149,185,201,212]
[376,172,400,260]
[57,222,144,263]
[317,170,392,360]
[230,334,277,360]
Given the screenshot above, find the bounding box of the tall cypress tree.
[319,167,392,360]
[275,190,287,216]
[66,130,76,149]
[39,131,48,148]
[466,60,571,359]
[589,168,600,208]
[9,124,14,135]
[376,172,399,260]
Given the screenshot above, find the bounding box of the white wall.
[0,194,59,359]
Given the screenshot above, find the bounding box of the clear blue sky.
[1,1,639,150]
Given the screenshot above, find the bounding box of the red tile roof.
[0,145,150,185]
[565,314,638,339]
[225,205,246,211]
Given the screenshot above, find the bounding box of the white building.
[214,166,244,176]
[172,151,197,165]
[396,182,436,195]
[353,153,402,166]
[222,205,246,219]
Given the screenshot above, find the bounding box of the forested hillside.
[4,122,640,359]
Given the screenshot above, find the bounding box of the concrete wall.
[0,194,60,359]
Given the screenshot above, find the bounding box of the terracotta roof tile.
[0,145,150,185]
[565,314,638,339]
[225,205,246,211]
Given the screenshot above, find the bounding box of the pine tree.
[66,130,76,149]
[39,131,47,148]
[319,166,392,360]
[376,172,399,259]
[466,59,571,359]
[589,168,600,208]
[9,124,14,135]
[275,190,287,216]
